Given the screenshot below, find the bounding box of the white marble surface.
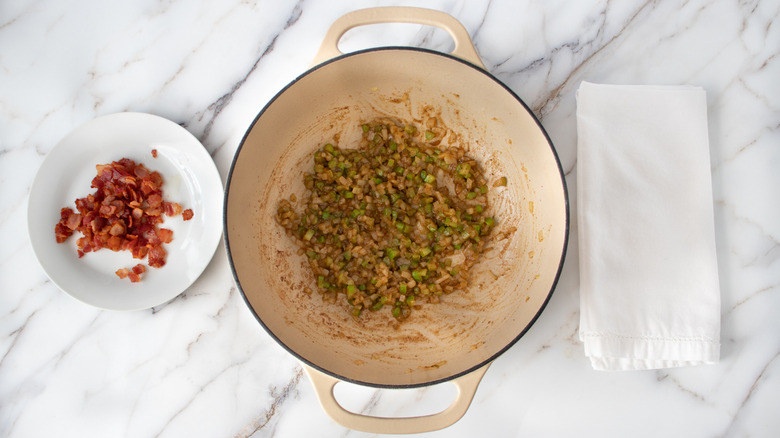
[2,0,779,436]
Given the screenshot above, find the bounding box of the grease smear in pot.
[276,116,507,321]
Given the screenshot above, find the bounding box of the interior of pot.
[225,48,568,387]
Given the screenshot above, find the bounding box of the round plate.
[27,112,223,311]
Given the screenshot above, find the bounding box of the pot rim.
[223,46,571,389]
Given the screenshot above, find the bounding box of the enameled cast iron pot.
[224,7,569,434]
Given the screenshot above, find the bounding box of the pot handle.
[303,362,490,434]
[312,7,486,69]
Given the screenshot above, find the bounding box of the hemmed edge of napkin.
[581,331,720,371]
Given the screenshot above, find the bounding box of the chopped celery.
[371,296,387,311]
[412,269,427,282]
[277,119,497,322]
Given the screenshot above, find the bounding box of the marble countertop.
[2,0,778,437]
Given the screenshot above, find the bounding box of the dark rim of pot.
[223,46,570,389]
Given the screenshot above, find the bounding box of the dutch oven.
[224,7,568,433]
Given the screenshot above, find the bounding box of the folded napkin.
[576,81,721,371]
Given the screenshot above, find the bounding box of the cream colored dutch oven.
[224,7,569,434]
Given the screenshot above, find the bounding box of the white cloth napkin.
[576,81,721,371]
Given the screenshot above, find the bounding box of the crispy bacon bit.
[147,245,167,268]
[116,263,146,282]
[151,149,158,158]
[55,158,193,282]
[108,220,126,236]
[163,201,183,217]
[65,211,82,230]
[157,228,173,244]
[55,208,76,243]
[115,268,130,279]
[182,209,194,221]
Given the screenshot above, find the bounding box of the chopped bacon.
[148,245,166,268]
[116,264,146,282]
[151,149,158,158]
[157,228,173,244]
[146,193,163,208]
[55,208,76,243]
[163,201,182,217]
[65,211,82,231]
[55,158,192,283]
[107,235,122,251]
[108,220,126,236]
[130,244,149,260]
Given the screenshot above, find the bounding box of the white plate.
[27,112,223,311]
